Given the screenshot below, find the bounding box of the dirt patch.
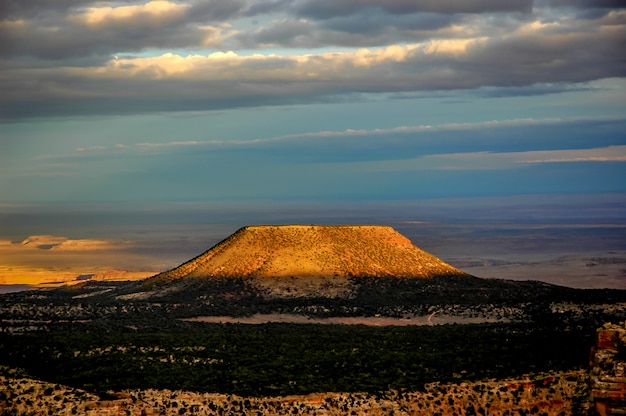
[181,313,506,326]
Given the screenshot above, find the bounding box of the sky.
[1,0,625,204]
[0,0,625,289]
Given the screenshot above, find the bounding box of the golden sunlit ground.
[0,236,161,288]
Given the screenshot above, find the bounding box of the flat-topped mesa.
[152,225,466,281]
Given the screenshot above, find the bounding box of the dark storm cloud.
[0,0,247,60]
[545,0,626,9]
[1,0,104,19]
[186,0,247,20]
[243,19,314,47]
[0,0,248,19]
[0,19,212,60]
[540,0,626,19]
[1,0,625,119]
[243,0,292,16]
[465,29,626,86]
[293,0,533,19]
[321,12,457,34]
[236,14,459,49]
[0,0,618,63]
[2,14,624,120]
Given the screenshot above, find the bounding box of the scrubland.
[1,368,589,415]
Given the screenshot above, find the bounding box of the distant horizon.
[1,193,625,291]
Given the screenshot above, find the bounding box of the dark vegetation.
[1,274,625,398]
[2,274,625,320]
[0,320,601,397]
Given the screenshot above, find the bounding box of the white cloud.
[76,146,107,152]
[69,1,189,29]
[354,145,626,172]
[128,116,621,150]
[136,140,208,148]
[518,145,626,163]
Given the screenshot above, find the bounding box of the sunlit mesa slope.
[150,225,465,282]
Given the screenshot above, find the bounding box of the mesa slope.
[151,225,465,281]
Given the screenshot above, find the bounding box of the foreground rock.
[590,321,626,415]
[0,368,590,416]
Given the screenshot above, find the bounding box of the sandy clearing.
[181,313,506,326]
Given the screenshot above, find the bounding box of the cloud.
[0,0,624,120]
[518,146,626,163]
[320,11,459,34]
[76,146,107,152]
[132,116,612,150]
[1,0,132,19]
[135,140,213,149]
[292,0,534,19]
[1,0,248,20]
[545,0,626,9]
[3,13,624,120]
[0,1,240,60]
[343,145,626,174]
[36,116,626,172]
[19,235,124,251]
[69,1,189,29]
[234,12,465,49]
[473,83,595,97]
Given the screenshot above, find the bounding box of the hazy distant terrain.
[0,196,624,291]
[447,252,626,289]
[1,221,623,291]
[396,222,626,289]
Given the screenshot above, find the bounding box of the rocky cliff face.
[590,321,626,415]
[151,225,465,281]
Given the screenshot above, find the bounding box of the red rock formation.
[590,321,626,416]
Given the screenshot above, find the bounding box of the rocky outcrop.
[590,321,626,416]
